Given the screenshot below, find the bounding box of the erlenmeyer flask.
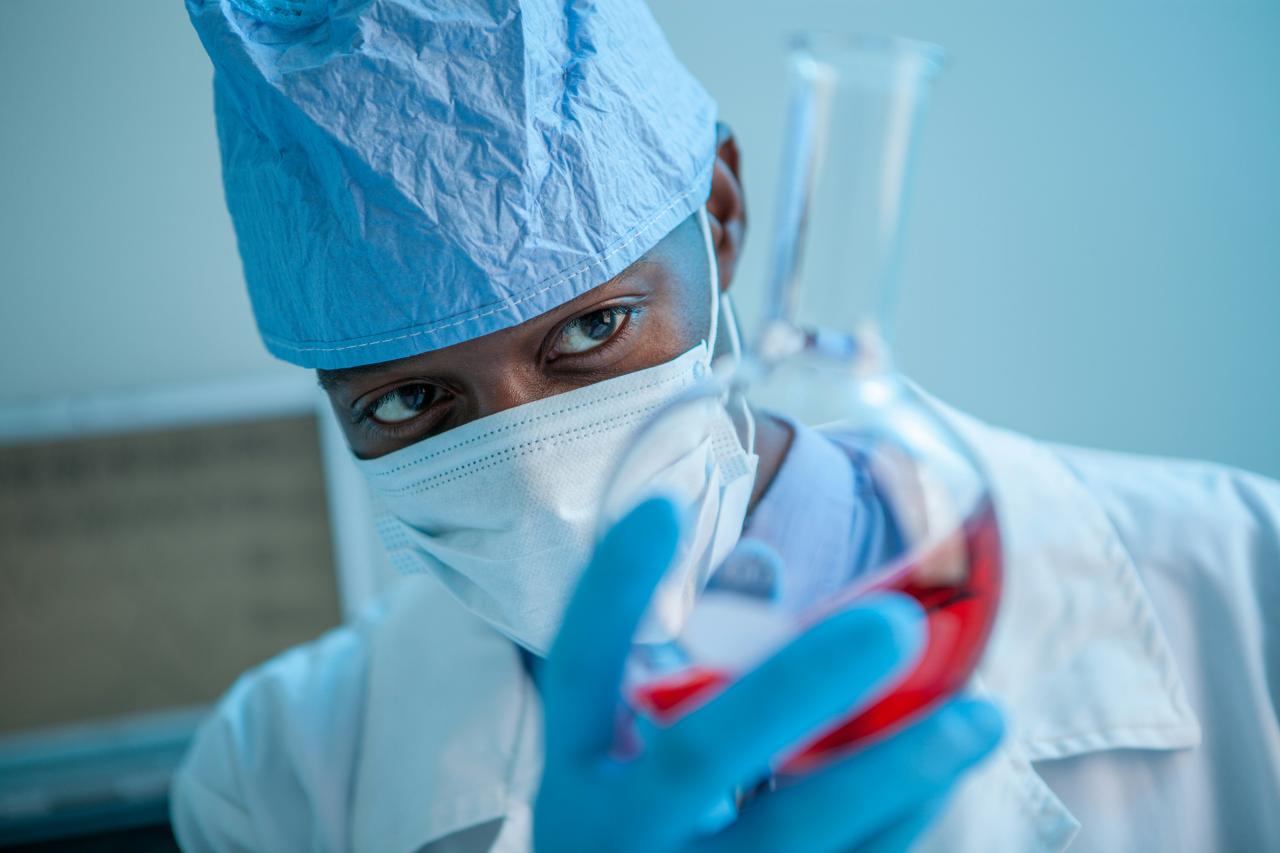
[601,33,1002,775]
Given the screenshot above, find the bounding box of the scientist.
[175,1,1280,850]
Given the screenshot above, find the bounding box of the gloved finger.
[687,698,1003,853]
[630,594,926,835]
[542,496,682,760]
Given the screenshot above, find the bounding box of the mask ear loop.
[697,207,756,454]
[697,207,721,351]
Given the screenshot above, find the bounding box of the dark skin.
[318,128,792,509]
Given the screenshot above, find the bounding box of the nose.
[466,363,552,422]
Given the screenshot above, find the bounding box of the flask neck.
[763,33,944,356]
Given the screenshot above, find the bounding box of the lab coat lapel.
[351,576,543,853]
[917,681,1083,852]
[915,402,1201,851]
[944,405,1202,758]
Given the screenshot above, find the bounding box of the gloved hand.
[533,498,1004,853]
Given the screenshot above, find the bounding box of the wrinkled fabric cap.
[186,0,717,369]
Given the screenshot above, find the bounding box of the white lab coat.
[170,406,1280,852]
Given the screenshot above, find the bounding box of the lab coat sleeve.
[169,618,376,852]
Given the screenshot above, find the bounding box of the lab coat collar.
[937,402,1202,760]
[351,575,543,853]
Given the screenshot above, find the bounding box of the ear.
[706,122,747,294]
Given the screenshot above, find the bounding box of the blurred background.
[2,0,1277,477]
[0,0,1276,848]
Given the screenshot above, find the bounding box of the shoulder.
[1052,444,1280,589]
[1048,444,1280,726]
[170,602,384,851]
[170,577,536,852]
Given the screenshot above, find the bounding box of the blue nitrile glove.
[533,497,1004,853]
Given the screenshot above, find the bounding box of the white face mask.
[356,210,758,655]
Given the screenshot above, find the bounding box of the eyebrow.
[315,363,387,393]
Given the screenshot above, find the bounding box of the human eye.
[365,383,440,425]
[555,306,634,356]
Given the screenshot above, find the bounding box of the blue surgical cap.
[185,0,717,369]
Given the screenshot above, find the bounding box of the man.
[175,1,1280,850]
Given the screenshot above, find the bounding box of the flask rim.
[789,31,949,81]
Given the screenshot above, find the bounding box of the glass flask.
[602,33,1002,775]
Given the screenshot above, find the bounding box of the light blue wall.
[651,0,1280,478]
[1,1,1276,478]
[0,1,292,401]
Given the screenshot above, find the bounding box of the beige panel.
[0,415,341,734]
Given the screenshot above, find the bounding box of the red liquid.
[631,497,1003,774]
